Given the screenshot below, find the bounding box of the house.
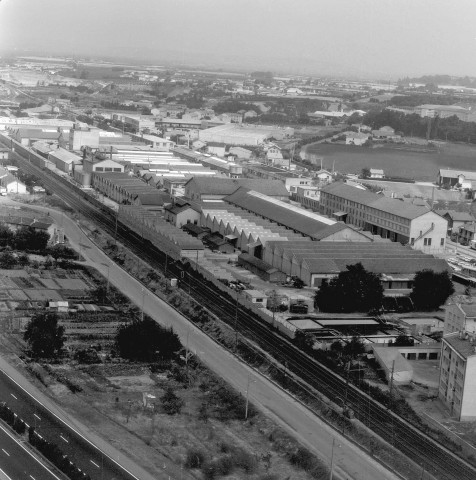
[372,126,401,141]
[164,203,201,228]
[370,169,385,179]
[0,147,9,161]
[436,210,474,233]
[242,289,268,307]
[439,332,476,420]
[457,224,476,245]
[444,301,476,335]
[314,169,333,183]
[437,169,476,189]
[1,174,27,194]
[345,132,369,146]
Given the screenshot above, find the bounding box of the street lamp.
[329,438,341,480]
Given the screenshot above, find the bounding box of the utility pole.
[329,438,336,480]
[234,291,239,350]
[388,359,396,410]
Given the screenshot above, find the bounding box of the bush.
[185,448,206,469]
[160,387,184,415]
[231,448,257,473]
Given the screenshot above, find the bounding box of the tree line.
[363,109,476,144]
[314,263,454,313]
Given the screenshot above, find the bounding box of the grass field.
[303,142,476,181]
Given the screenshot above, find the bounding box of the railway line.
[7,141,476,480]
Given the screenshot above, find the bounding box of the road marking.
[10,394,17,400]
[2,449,9,456]
[60,435,69,443]
[33,414,41,421]
[29,476,36,480]
[90,460,100,468]
[0,423,61,480]
[0,467,13,480]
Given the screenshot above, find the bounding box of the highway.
[0,420,62,480]
[0,369,135,480]
[4,134,476,479]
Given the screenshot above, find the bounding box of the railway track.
[8,142,476,480]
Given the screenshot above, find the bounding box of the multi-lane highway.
[0,369,139,480]
[0,420,62,480]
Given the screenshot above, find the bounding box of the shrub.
[160,387,184,415]
[185,448,206,469]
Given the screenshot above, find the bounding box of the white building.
[439,332,476,420]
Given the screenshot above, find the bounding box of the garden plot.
[36,278,59,289]
[9,290,29,301]
[55,278,90,290]
[25,289,62,301]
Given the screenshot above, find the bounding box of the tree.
[392,334,414,346]
[410,269,454,311]
[0,225,13,247]
[0,250,16,269]
[361,167,371,179]
[343,336,366,358]
[24,312,65,359]
[314,263,383,313]
[115,318,182,362]
[161,387,184,415]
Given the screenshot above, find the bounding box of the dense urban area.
[3,54,476,480]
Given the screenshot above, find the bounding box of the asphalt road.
[3,200,401,480]
[0,421,61,480]
[0,369,132,480]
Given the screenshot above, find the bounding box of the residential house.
[436,210,474,233]
[458,224,476,245]
[372,126,401,141]
[345,132,370,146]
[164,202,201,228]
[437,169,476,189]
[370,169,385,179]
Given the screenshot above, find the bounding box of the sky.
[0,0,475,79]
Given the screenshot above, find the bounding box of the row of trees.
[23,312,183,363]
[363,109,476,144]
[314,263,454,313]
[0,226,50,251]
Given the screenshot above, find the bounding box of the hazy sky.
[0,0,475,78]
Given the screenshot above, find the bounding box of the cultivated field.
[303,142,476,181]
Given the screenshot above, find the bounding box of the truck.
[470,239,476,250]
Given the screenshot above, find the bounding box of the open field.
[303,142,476,181]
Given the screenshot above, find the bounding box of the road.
[0,201,401,480]
[0,368,135,480]
[0,421,62,480]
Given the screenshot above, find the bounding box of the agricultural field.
[303,141,476,181]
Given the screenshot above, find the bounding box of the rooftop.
[444,332,476,359]
[321,182,431,220]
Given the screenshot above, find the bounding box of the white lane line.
[30,476,36,480]
[9,394,16,400]
[2,449,9,456]
[0,467,13,480]
[0,423,61,480]
[59,435,69,443]
[90,460,100,469]
[33,414,41,421]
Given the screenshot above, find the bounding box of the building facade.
[439,333,476,421]
[319,183,448,253]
